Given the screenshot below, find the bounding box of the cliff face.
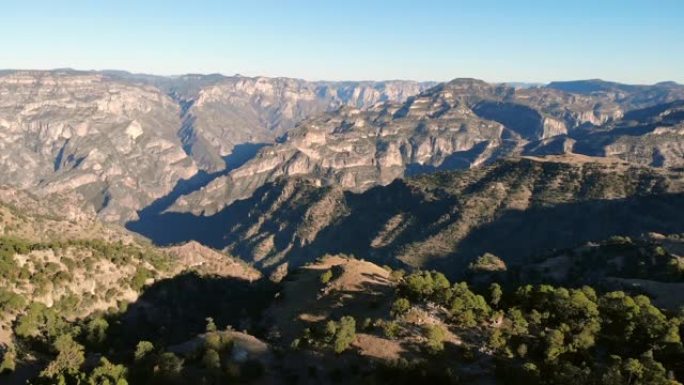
[171,76,434,170]
[0,70,198,222]
[572,101,684,168]
[0,70,430,222]
[172,78,684,215]
[1,71,682,223]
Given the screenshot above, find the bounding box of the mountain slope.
[571,100,684,167]
[0,187,259,362]
[131,156,684,277]
[0,70,198,222]
[0,70,431,222]
[547,79,684,109]
[169,78,684,215]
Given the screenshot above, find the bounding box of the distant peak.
[655,81,680,87]
[446,78,490,87]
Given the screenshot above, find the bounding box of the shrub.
[382,321,400,340]
[468,253,507,272]
[333,316,356,353]
[320,270,333,284]
[423,324,446,354]
[131,267,152,291]
[134,341,155,362]
[0,347,16,373]
[391,297,411,317]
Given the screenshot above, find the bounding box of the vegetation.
[3,235,684,384]
[320,269,333,284]
[469,252,507,272]
[422,324,446,354]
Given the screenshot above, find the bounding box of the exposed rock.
[172,78,679,215]
[0,70,431,222]
[0,70,198,223]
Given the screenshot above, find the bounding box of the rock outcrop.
[173,78,680,215]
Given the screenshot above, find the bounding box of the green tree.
[205,317,217,333]
[423,324,446,354]
[157,352,183,380]
[87,357,128,385]
[449,282,490,327]
[489,283,503,307]
[333,316,356,353]
[320,270,333,284]
[130,267,151,291]
[134,341,154,362]
[0,346,16,373]
[202,349,221,370]
[391,297,411,317]
[324,320,337,344]
[544,328,566,362]
[41,334,85,378]
[488,329,507,353]
[404,271,435,300]
[86,317,109,346]
[382,321,400,339]
[507,308,529,335]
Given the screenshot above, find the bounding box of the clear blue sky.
[2,0,682,83]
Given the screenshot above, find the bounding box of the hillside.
[1,71,681,225]
[6,251,684,385]
[0,188,261,384]
[132,156,684,278]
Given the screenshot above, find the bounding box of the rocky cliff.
[0,70,198,222]
[172,78,684,215]
[0,70,430,222]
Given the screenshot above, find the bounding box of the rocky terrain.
[0,70,198,223]
[0,70,431,223]
[170,79,684,215]
[168,76,434,171]
[2,70,681,225]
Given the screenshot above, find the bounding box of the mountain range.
[1,68,684,385]
[0,69,432,222]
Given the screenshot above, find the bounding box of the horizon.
[2,0,683,84]
[1,67,680,87]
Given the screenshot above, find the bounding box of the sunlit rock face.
[174,78,684,215]
[0,70,198,222]
[1,70,681,222]
[0,70,431,222]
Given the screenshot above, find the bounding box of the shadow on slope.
[126,142,267,238]
[106,272,277,350]
[127,159,684,278]
[432,192,684,275]
[125,180,292,249]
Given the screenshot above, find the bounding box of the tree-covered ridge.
[158,156,684,278]
[1,250,684,384]
[292,266,684,384]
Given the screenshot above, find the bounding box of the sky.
[1,0,683,83]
